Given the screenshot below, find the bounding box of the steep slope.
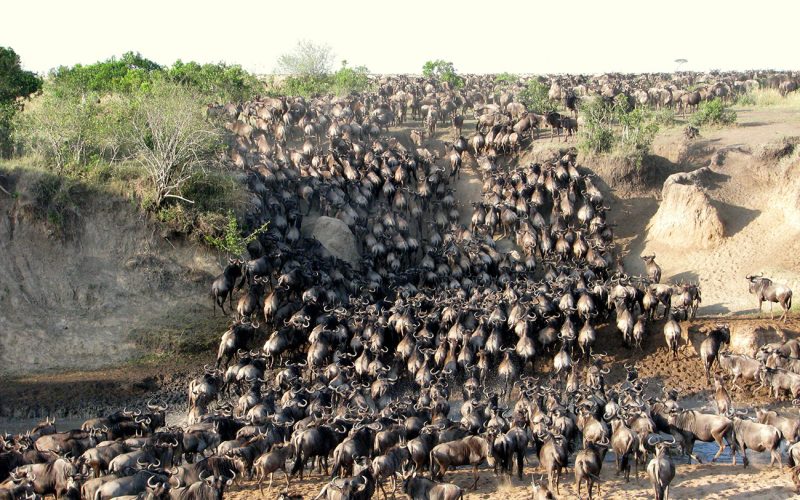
[0,170,221,375]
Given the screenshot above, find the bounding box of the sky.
[4,0,798,76]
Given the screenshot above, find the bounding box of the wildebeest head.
[746,273,770,294]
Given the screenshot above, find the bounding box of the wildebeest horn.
[147,475,158,488]
[647,435,661,446]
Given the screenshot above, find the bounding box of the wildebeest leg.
[771,447,782,468]
[711,432,727,462]
[472,464,479,489]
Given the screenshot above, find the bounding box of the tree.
[0,47,42,158]
[128,80,222,209]
[332,60,371,94]
[421,60,464,88]
[276,40,335,77]
[518,79,557,114]
[49,51,161,97]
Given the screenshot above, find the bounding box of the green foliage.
[652,108,676,127]
[736,92,757,106]
[518,80,557,114]
[579,96,662,166]
[494,73,518,86]
[166,60,262,102]
[277,40,334,77]
[205,210,269,258]
[0,47,42,158]
[49,51,161,97]
[689,98,737,127]
[0,47,42,103]
[14,90,101,172]
[332,61,372,94]
[421,60,464,89]
[281,75,333,97]
[616,107,660,166]
[276,60,373,97]
[49,52,261,102]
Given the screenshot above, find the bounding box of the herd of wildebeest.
[2,70,798,499]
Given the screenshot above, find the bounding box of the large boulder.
[647,167,724,249]
[305,216,359,266]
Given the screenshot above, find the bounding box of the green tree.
[49,51,161,97]
[277,40,334,77]
[518,79,557,114]
[14,90,99,171]
[421,60,464,88]
[0,47,42,158]
[332,60,371,94]
[167,60,262,102]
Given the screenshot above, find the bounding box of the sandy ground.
[223,461,796,500]
[612,107,800,316]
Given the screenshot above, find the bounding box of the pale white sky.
[4,0,797,75]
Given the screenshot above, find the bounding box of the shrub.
[332,61,372,94]
[205,211,269,259]
[494,73,518,86]
[127,80,222,209]
[579,96,617,154]
[690,98,737,127]
[14,90,101,172]
[518,80,557,114]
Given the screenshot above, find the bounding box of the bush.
[579,96,661,166]
[205,211,269,259]
[422,60,464,89]
[127,80,223,209]
[14,91,102,172]
[494,73,518,86]
[332,61,372,94]
[579,96,617,154]
[690,98,737,127]
[518,80,557,114]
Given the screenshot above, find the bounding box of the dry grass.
[737,89,800,108]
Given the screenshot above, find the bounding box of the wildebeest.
[699,324,730,383]
[730,412,782,467]
[647,436,676,500]
[212,259,245,315]
[429,436,495,489]
[667,409,737,464]
[756,407,800,444]
[641,255,661,284]
[254,444,295,494]
[574,439,608,500]
[400,470,463,500]
[746,274,793,322]
[718,352,761,391]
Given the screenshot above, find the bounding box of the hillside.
[0,168,223,376]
